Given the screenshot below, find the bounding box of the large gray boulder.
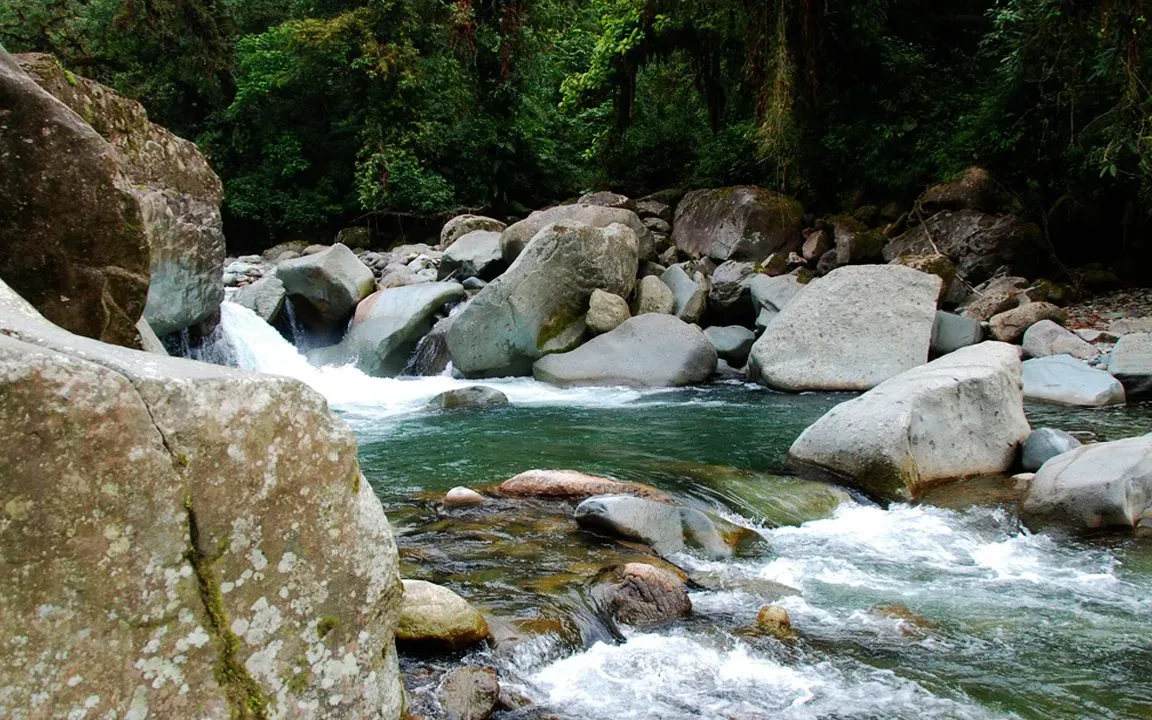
[750,273,805,330]
[0,279,404,718]
[1022,435,1152,531]
[1022,319,1098,360]
[1110,332,1152,399]
[439,230,504,281]
[704,325,756,366]
[931,311,984,356]
[884,209,1049,286]
[788,342,1031,501]
[533,314,717,388]
[672,186,804,262]
[660,264,707,324]
[1021,428,1082,472]
[16,53,227,338]
[440,214,507,249]
[0,48,151,348]
[448,222,638,377]
[1022,355,1126,406]
[309,282,464,377]
[275,243,376,331]
[748,265,941,392]
[231,275,286,324]
[500,204,654,262]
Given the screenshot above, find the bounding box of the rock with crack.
[0,278,404,718]
[590,563,691,629]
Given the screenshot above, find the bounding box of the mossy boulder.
[672,186,804,262]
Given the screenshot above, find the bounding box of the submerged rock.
[1022,435,1152,531]
[590,563,691,629]
[447,222,639,377]
[1021,355,1126,406]
[397,580,489,650]
[748,265,940,392]
[533,314,717,388]
[309,282,464,377]
[672,186,804,262]
[788,342,1031,501]
[1021,428,1082,472]
[499,469,670,502]
[574,495,754,560]
[427,386,508,411]
[438,667,500,720]
[0,278,404,718]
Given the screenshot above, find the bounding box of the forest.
[3,0,1150,264]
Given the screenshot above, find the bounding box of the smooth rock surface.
[499,469,670,502]
[533,314,717,388]
[426,386,509,411]
[0,278,404,719]
[574,496,686,556]
[396,580,489,650]
[788,342,1031,501]
[750,273,806,330]
[1022,355,1126,406]
[672,186,804,262]
[1022,319,1098,360]
[1021,428,1082,472]
[448,222,638,377]
[231,275,286,324]
[443,487,488,508]
[1110,333,1152,399]
[704,325,756,366]
[660,264,708,324]
[989,302,1067,343]
[931,311,984,356]
[1022,435,1152,531]
[309,282,464,377]
[749,265,941,392]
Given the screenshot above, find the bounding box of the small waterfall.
[163,317,239,366]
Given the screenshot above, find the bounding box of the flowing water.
[218,301,1152,720]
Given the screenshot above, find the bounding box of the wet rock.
[1022,319,1098,361]
[632,274,675,315]
[749,265,940,392]
[439,230,505,281]
[441,215,507,249]
[672,186,804,262]
[1021,428,1082,472]
[679,507,758,558]
[405,315,456,377]
[498,469,671,502]
[0,49,151,348]
[931,311,984,356]
[427,386,509,411]
[1110,332,1152,399]
[444,487,488,508]
[586,289,631,335]
[704,325,756,366]
[0,278,405,718]
[232,275,286,324]
[501,205,654,262]
[750,273,806,330]
[921,167,1000,213]
[660,264,708,324]
[448,222,638,377]
[1022,435,1152,531]
[438,667,500,720]
[989,302,1067,343]
[789,342,1031,501]
[753,605,797,641]
[574,496,686,556]
[1022,355,1126,406]
[397,580,489,650]
[276,243,376,332]
[533,314,717,388]
[884,210,1048,285]
[590,563,691,629]
[309,282,464,377]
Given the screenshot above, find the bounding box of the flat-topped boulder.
[1022,355,1126,406]
[748,265,941,392]
[499,469,670,502]
[447,222,639,377]
[533,314,717,388]
[788,342,1030,501]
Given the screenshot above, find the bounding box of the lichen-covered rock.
[396,580,489,650]
[833,215,887,265]
[590,563,691,629]
[500,204,654,262]
[533,314,717,388]
[672,186,803,262]
[447,222,639,377]
[16,52,226,338]
[0,48,150,348]
[884,210,1048,286]
[753,605,797,641]
[440,214,508,249]
[0,278,404,719]
[749,265,940,392]
[788,342,1031,501]
[499,469,670,502]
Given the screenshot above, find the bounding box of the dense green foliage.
[3,0,1149,252]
